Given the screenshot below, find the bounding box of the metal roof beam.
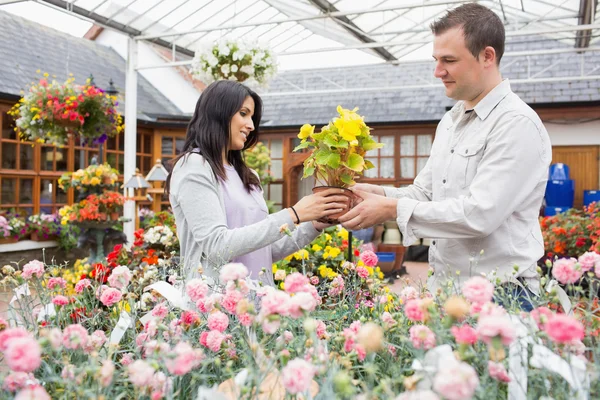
[576,0,598,48]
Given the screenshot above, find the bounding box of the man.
[339,3,551,307]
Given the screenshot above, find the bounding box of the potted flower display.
[8,73,123,146]
[294,105,383,223]
[190,39,277,87]
[59,162,119,201]
[27,213,61,241]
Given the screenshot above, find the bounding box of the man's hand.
[338,189,398,230]
[351,183,385,196]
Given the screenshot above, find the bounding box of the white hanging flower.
[230,64,238,73]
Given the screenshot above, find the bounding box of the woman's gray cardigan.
[169,153,320,285]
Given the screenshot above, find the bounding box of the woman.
[167,80,347,286]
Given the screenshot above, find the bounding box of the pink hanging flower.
[219,263,249,283]
[281,358,316,395]
[433,361,479,400]
[360,250,379,267]
[551,258,583,284]
[488,361,511,382]
[207,311,229,332]
[477,316,515,346]
[186,279,209,302]
[451,325,478,345]
[99,287,122,307]
[4,336,42,373]
[409,325,436,350]
[544,314,584,344]
[21,260,44,279]
[462,276,495,304]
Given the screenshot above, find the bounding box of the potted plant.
[294,105,383,223]
[190,39,278,87]
[59,162,120,201]
[27,213,61,241]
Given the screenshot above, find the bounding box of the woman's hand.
[290,188,349,223]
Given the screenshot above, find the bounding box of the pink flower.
[395,390,440,400]
[74,279,92,293]
[287,292,317,318]
[2,372,33,392]
[409,325,436,350]
[14,385,50,400]
[404,299,427,322]
[128,360,155,387]
[260,290,290,317]
[281,358,315,395]
[356,266,369,279]
[89,330,107,350]
[0,328,30,352]
[316,320,328,339]
[197,293,221,313]
[52,295,69,306]
[4,335,42,373]
[328,275,345,297]
[151,303,169,320]
[578,251,600,272]
[238,313,253,327]
[199,331,209,347]
[477,316,515,346]
[165,342,204,376]
[451,324,478,345]
[399,286,418,303]
[544,314,585,344]
[551,258,583,284]
[219,262,249,283]
[206,330,224,352]
[21,260,44,279]
[381,312,396,329]
[284,272,310,294]
[433,361,479,400]
[99,360,115,387]
[47,277,66,289]
[462,276,495,304]
[107,266,132,289]
[360,250,378,267]
[530,306,554,329]
[121,353,134,366]
[221,289,243,314]
[488,361,511,382]
[62,324,89,350]
[181,310,200,326]
[207,311,229,332]
[186,279,209,302]
[99,287,122,307]
[309,276,319,285]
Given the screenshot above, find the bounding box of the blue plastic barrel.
[549,163,570,180]
[545,206,568,216]
[583,190,600,207]
[545,179,575,208]
[375,252,395,262]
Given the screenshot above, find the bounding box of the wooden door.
[551,146,600,208]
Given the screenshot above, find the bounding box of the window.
[364,135,395,179]
[400,134,432,179]
[263,138,284,211]
[160,132,185,210]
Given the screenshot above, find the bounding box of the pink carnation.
[2,372,33,392]
[151,303,169,320]
[284,272,309,294]
[221,289,243,314]
[207,311,229,332]
[409,325,436,350]
[260,290,290,317]
[488,361,511,382]
[206,330,225,352]
[52,295,69,306]
[451,324,478,345]
[530,306,554,329]
[197,293,221,313]
[433,361,479,400]
[107,266,132,289]
[219,262,249,283]
[462,276,495,304]
[121,353,134,366]
[328,275,345,297]
[14,385,50,400]
[477,316,515,346]
[128,360,155,387]
[89,330,107,350]
[360,250,378,267]
[578,251,600,272]
[551,258,583,284]
[381,312,396,329]
[238,313,253,327]
[62,324,89,350]
[4,336,42,372]
[74,279,92,293]
[287,292,317,318]
[47,277,66,289]
[356,266,369,279]
[316,320,328,339]
[281,358,315,395]
[99,287,122,307]
[181,310,200,326]
[309,276,319,285]
[404,299,426,322]
[165,342,204,376]
[21,260,44,279]
[0,328,30,352]
[544,314,585,344]
[99,360,115,387]
[399,286,418,303]
[186,279,209,302]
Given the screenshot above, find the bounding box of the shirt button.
[465,149,468,154]
[450,149,454,153]
[432,240,436,245]
[442,179,446,184]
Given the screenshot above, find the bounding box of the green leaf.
[323,136,339,148]
[340,173,355,186]
[315,149,333,165]
[361,139,384,152]
[364,160,375,170]
[326,153,341,168]
[345,153,364,172]
[293,141,313,152]
[303,166,315,178]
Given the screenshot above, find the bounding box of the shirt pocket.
[455,142,485,188]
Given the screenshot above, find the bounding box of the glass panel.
[400,158,415,179]
[417,157,429,175]
[1,143,17,169]
[176,137,185,154]
[107,135,118,151]
[380,136,395,157]
[21,207,33,216]
[161,137,173,155]
[56,148,67,171]
[40,179,53,214]
[2,112,16,139]
[119,132,124,150]
[269,183,282,204]
[1,178,16,204]
[107,153,117,169]
[41,147,53,171]
[364,164,378,178]
[74,149,83,170]
[142,156,152,175]
[88,152,100,166]
[144,134,152,154]
[20,145,34,170]
[270,139,283,158]
[19,178,33,204]
[271,160,283,179]
[117,155,124,174]
[417,135,433,156]
[56,181,68,204]
[380,158,394,178]
[400,136,415,156]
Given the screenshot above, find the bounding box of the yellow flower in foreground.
[312,244,322,252]
[90,177,100,186]
[337,228,349,240]
[298,124,314,140]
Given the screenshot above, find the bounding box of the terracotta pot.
[55,118,81,130]
[110,212,120,221]
[0,237,18,244]
[30,232,40,241]
[312,186,357,224]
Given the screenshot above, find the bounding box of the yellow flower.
[312,244,322,252]
[272,264,278,273]
[337,228,349,240]
[298,124,314,140]
[90,177,100,186]
[325,233,332,242]
[328,247,341,258]
[334,105,365,143]
[293,249,309,260]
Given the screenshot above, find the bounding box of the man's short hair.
[430,3,505,65]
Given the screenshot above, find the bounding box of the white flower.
[220,64,230,75]
[230,64,238,73]
[217,41,231,57]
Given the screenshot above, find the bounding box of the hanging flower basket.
[190,39,278,87]
[8,73,123,146]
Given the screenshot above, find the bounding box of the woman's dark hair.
[166,80,263,193]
